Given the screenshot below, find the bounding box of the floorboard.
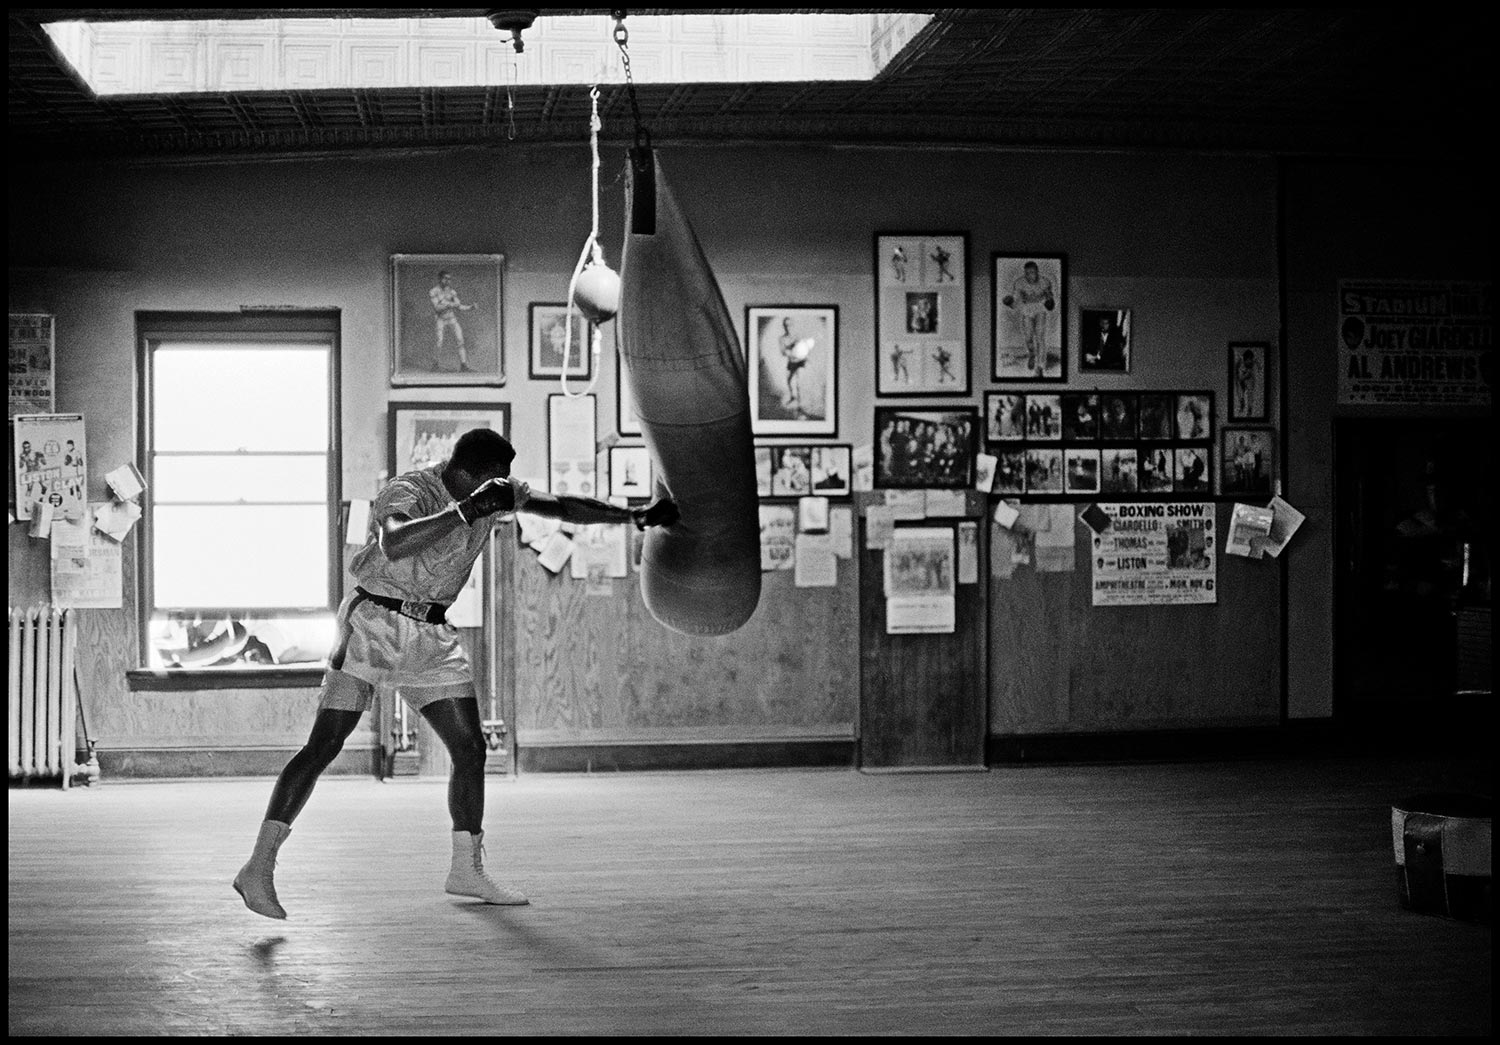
[8,757,1491,1036]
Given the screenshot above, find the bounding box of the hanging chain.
[612,11,649,151]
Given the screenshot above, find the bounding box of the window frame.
[134,311,343,671]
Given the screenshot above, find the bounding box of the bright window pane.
[153,505,329,608]
[154,344,328,452]
[154,455,326,504]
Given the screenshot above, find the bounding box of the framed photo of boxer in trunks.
[992,253,1066,382]
[391,253,505,387]
[746,304,839,436]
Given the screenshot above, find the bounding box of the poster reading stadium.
[1337,280,1492,407]
[1091,502,1216,607]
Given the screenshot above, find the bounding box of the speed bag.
[618,149,762,636]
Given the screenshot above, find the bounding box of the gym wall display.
[387,401,511,480]
[984,391,1214,498]
[390,253,506,387]
[745,304,838,436]
[755,444,853,499]
[608,444,653,500]
[992,253,1066,382]
[873,406,979,490]
[1221,427,1276,497]
[874,232,971,397]
[547,393,598,498]
[528,303,592,381]
[1228,340,1269,421]
[1079,307,1132,374]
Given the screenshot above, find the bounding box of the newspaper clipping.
[1337,280,1492,406]
[1091,502,1216,606]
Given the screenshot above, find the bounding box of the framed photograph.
[1098,393,1138,440]
[874,407,978,489]
[1175,392,1213,441]
[746,305,838,436]
[390,253,505,386]
[754,446,773,497]
[1140,446,1174,493]
[1026,394,1062,440]
[1138,393,1175,440]
[994,450,1026,494]
[992,253,1066,382]
[1080,307,1131,373]
[608,444,653,499]
[768,445,813,497]
[528,303,591,381]
[1174,446,1211,493]
[1221,427,1276,496]
[547,393,598,498]
[811,445,853,497]
[875,233,970,396]
[1065,448,1101,494]
[1024,447,1063,493]
[1228,341,1269,421]
[985,392,1027,442]
[388,401,510,479]
[1101,447,1139,493]
[1061,393,1099,442]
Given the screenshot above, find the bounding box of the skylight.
[44,13,934,96]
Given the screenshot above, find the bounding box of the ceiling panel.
[8,8,1492,160]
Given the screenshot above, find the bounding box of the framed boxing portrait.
[874,232,971,397]
[992,253,1066,382]
[745,304,838,436]
[1228,341,1269,421]
[390,253,506,387]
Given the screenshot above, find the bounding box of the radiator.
[8,606,78,788]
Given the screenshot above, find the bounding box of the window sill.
[127,666,327,691]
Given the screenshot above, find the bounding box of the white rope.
[560,84,605,399]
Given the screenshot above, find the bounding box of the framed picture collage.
[982,390,1215,498]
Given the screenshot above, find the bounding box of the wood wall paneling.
[989,502,1281,736]
[513,529,858,746]
[857,491,988,770]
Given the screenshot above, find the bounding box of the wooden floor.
[8,757,1491,1037]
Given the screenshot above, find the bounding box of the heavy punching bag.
[618,148,762,636]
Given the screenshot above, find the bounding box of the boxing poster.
[14,412,87,522]
[1090,502,1216,606]
[1337,280,1492,406]
[9,313,54,418]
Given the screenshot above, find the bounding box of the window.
[138,313,341,672]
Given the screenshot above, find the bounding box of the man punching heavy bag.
[617,148,762,636]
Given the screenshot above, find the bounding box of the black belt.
[353,587,449,625]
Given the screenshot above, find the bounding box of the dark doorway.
[1334,420,1492,728]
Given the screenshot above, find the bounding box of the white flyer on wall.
[1091,502,1217,606]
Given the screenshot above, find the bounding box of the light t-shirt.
[350,465,527,604]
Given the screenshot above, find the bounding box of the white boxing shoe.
[445,830,529,906]
[233,820,291,919]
